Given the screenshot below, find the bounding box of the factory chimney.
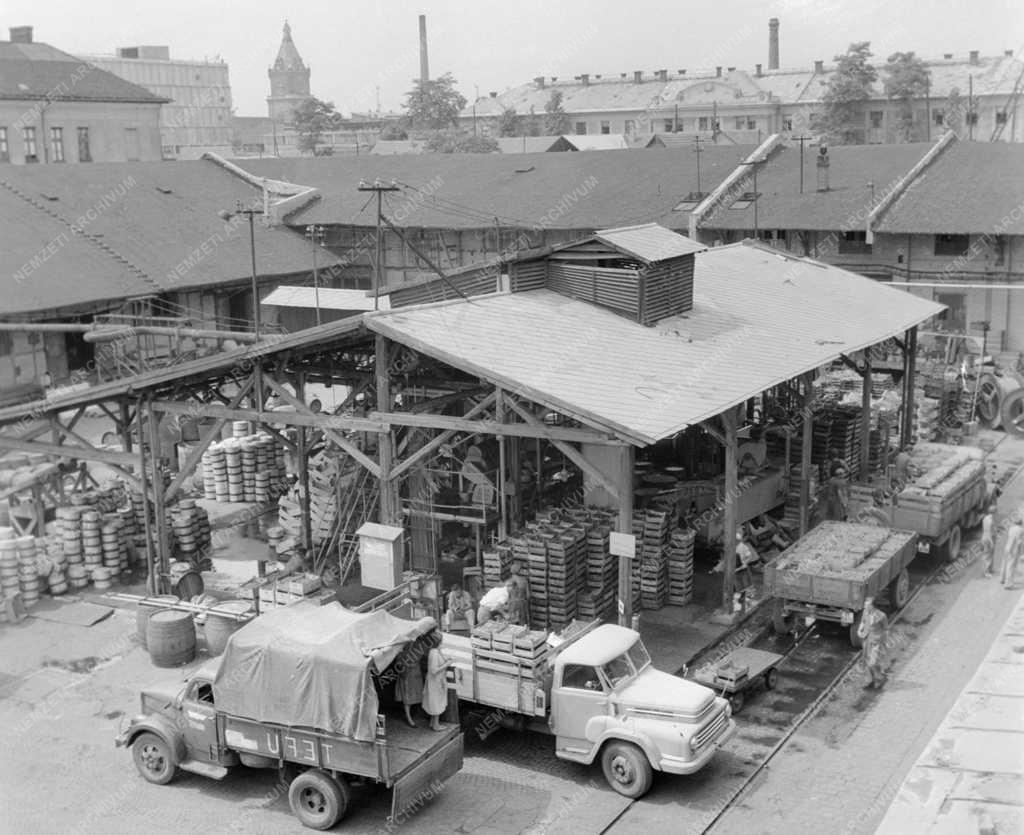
[769,18,780,70]
[419,15,429,83]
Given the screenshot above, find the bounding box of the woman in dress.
[394,639,425,728]
[422,631,450,731]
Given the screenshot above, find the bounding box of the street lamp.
[218,201,265,340]
[305,225,327,326]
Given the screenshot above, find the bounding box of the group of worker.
[444,561,530,632]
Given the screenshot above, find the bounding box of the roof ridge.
[0,178,159,291]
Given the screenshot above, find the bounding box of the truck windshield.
[602,654,634,688]
[627,641,651,674]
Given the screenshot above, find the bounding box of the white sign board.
[609,532,637,559]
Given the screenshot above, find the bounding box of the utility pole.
[793,135,812,193]
[740,160,760,238]
[358,179,401,310]
[969,75,975,141]
[693,135,705,195]
[305,225,326,326]
[674,103,680,133]
[925,75,931,141]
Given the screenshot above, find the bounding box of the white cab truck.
[443,621,735,798]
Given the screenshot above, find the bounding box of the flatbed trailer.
[765,522,918,646]
[848,442,989,560]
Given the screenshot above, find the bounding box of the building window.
[698,116,709,131]
[0,127,8,162]
[782,118,793,131]
[124,127,140,161]
[838,230,873,254]
[0,331,11,357]
[934,234,969,256]
[735,117,745,130]
[22,127,37,162]
[624,119,635,135]
[49,127,65,162]
[996,111,1008,125]
[933,109,945,126]
[664,119,674,133]
[77,127,91,162]
[600,120,611,134]
[574,122,587,135]
[869,111,884,129]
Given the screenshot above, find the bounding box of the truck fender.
[583,718,660,768]
[122,715,187,765]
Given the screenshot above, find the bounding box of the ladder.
[315,463,379,585]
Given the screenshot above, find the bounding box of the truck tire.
[849,612,864,649]
[771,599,790,635]
[131,732,177,785]
[600,741,654,799]
[891,569,910,609]
[944,525,962,563]
[288,769,349,830]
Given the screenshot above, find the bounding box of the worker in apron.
[857,597,889,689]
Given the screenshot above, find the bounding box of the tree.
[403,72,467,130]
[498,106,521,137]
[945,87,964,137]
[525,107,541,137]
[543,90,571,135]
[378,122,409,141]
[425,130,499,153]
[884,52,931,141]
[814,42,877,145]
[290,97,342,154]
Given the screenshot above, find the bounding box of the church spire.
[273,20,306,72]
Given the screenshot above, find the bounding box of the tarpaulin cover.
[213,601,436,742]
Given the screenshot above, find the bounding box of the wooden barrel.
[147,610,196,668]
[173,570,205,601]
[204,601,253,656]
[91,567,112,590]
[136,595,180,648]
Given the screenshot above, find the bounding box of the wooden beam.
[799,371,814,536]
[902,327,918,447]
[701,419,726,447]
[150,400,386,434]
[259,375,381,478]
[0,435,139,467]
[838,354,866,377]
[497,388,508,540]
[617,444,635,628]
[390,393,497,482]
[377,335,400,526]
[505,397,621,500]
[371,409,627,445]
[722,405,738,613]
[860,352,872,482]
[164,377,254,504]
[296,372,313,553]
[146,399,171,594]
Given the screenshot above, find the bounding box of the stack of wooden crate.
[631,509,669,610]
[256,573,323,609]
[667,529,695,605]
[482,543,513,589]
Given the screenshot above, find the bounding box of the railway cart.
[765,522,918,647]
[692,647,784,714]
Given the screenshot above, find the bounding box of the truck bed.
[764,522,918,609]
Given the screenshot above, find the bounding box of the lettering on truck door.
[181,681,219,761]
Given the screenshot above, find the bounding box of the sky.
[5,0,1022,117]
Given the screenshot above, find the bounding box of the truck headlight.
[724,701,732,720]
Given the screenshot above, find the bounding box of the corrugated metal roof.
[365,241,942,445]
[593,223,706,262]
[563,135,629,151]
[263,285,390,311]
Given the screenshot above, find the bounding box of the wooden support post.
[902,326,918,446]
[137,415,156,595]
[119,400,133,454]
[145,400,170,595]
[799,371,815,535]
[861,351,872,482]
[617,443,635,628]
[496,387,508,540]
[509,435,521,526]
[721,407,739,614]
[295,373,313,556]
[376,335,399,526]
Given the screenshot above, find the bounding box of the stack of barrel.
[224,439,244,502]
[0,531,21,610]
[16,536,40,606]
[81,509,103,582]
[241,438,258,501]
[169,499,211,564]
[57,506,87,590]
[46,538,68,596]
[201,443,229,501]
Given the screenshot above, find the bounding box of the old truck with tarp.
[116,602,463,830]
[846,442,989,561]
[442,619,735,799]
[765,521,919,646]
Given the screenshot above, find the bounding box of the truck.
[442,619,735,799]
[116,601,464,831]
[847,442,989,561]
[765,521,919,646]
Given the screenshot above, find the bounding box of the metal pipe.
[0,322,260,342]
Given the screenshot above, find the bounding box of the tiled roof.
[365,241,941,445]
[465,54,1021,118]
[874,141,1024,235]
[227,146,755,230]
[1,161,344,316]
[700,142,933,231]
[0,40,167,103]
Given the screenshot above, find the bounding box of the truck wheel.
[771,600,790,635]
[728,691,746,714]
[288,769,349,830]
[764,668,779,690]
[131,732,176,785]
[849,612,864,649]
[891,569,910,609]
[945,525,962,562]
[600,741,654,799]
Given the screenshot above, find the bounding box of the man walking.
[1002,511,1023,590]
[981,503,996,578]
[857,597,889,689]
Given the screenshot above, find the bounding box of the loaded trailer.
[765,522,919,647]
[847,442,989,561]
[442,619,735,799]
[117,602,463,830]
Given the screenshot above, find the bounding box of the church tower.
[267,21,311,124]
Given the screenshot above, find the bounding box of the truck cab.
[549,624,735,797]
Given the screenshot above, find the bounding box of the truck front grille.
[693,708,727,750]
